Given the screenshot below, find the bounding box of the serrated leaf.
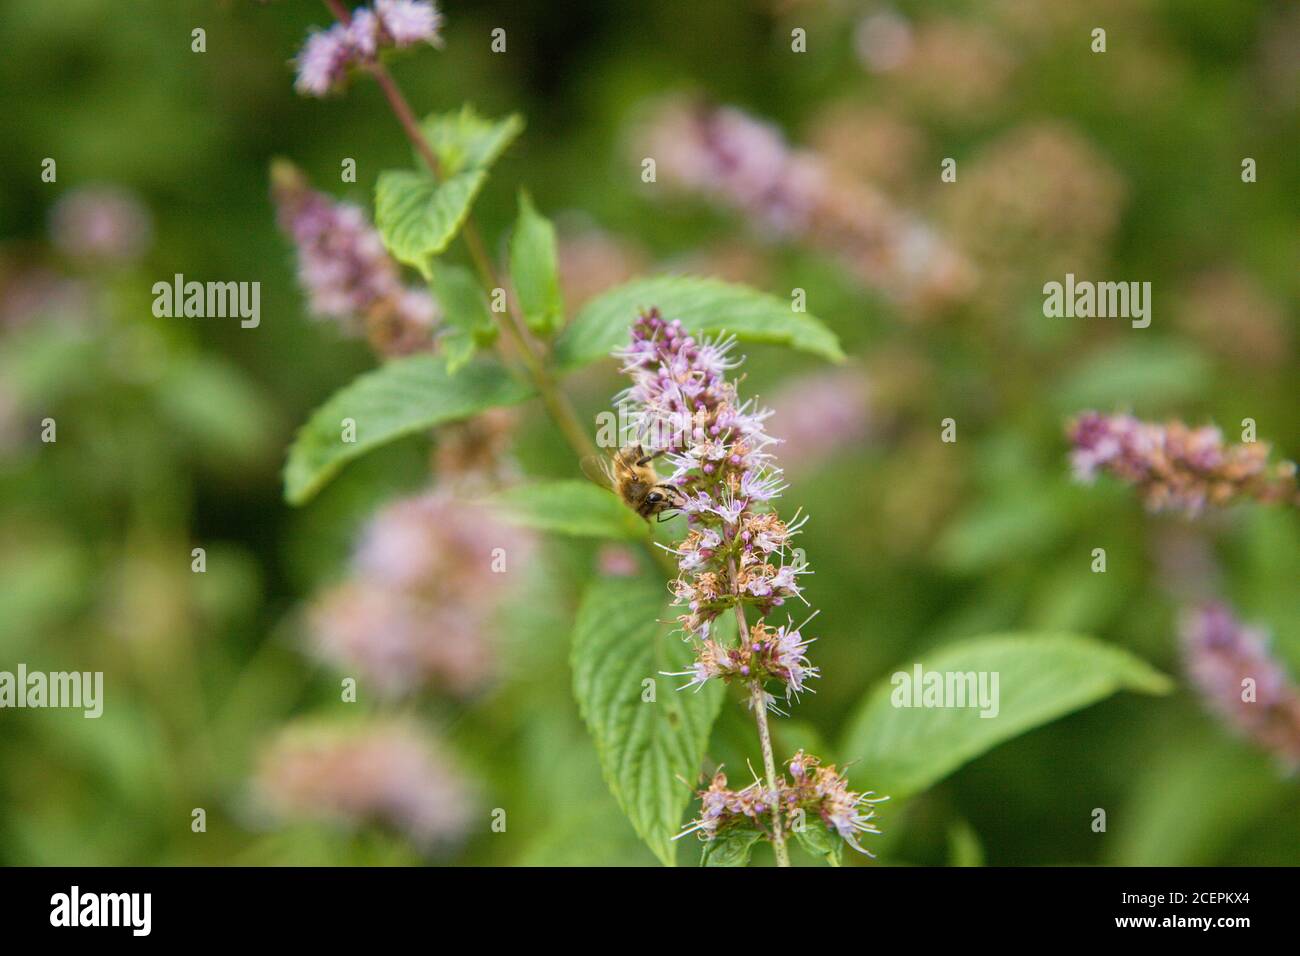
[488,480,645,540]
[419,106,524,176]
[509,191,563,336]
[572,578,727,866]
[374,169,486,275]
[283,355,532,505]
[701,828,764,867]
[428,261,497,373]
[553,275,845,370]
[840,633,1171,800]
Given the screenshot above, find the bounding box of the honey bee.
[583,443,684,521]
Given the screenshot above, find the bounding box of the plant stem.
[320,3,682,579]
[727,563,790,868]
[321,0,596,463]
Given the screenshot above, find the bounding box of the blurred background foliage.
[0,0,1295,865]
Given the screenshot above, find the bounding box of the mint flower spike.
[271,160,439,356]
[1067,410,1299,515]
[634,99,974,309]
[663,612,821,709]
[1181,603,1300,768]
[678,752,889,857]
[295,0,443,97]
[615,310,815,707]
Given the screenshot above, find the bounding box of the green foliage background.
[0,0,1296,865]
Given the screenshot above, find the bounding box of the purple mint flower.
[1181,603,1300,767]
[295,23,354,97]
[635,98,974,307]
[678,754,887,855]
[375,0,443,47]
[271,161,439,356]
[1067,411,1298,515]
[294,1,442,98]
[612,310,818,693]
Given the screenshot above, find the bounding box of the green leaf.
[947,818,985,867]
[374,169,486,275]
[572,577,727,866]
[283,355,532,506]
[1106,735,1285,866]
[428,261,497,373]
[792,820,843,866]
[418,106,524,176]
[155,356,274,466]
[489,480,645,540]
[840,633,1172,800]
[509,191,563,336]
[553,275,845,370]
[1052,341,1211,414]
[701,828,764,867]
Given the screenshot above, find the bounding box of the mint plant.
[272,2,1176,866]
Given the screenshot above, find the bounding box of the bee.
[582,443,684,521]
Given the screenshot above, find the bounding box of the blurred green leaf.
[1052,341,1211,413]
[489,479,645,540]
[0,538,86,652]
[283,355,532,505]
[418,106,524,176]
[936,491,1069,573]
[947,818,985,867]
[571,577,726,866]
[428,261,497,373]
[1107,734,1285,866]
[841,634,1171,799]
[509,191,563,336]
[553,275,845,369]
[792,820,842,866]
[701,828,764,867]
[155,356,274,466]
[374,169,486,276]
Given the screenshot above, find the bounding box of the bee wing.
[580,453,615,492]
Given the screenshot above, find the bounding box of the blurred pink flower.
[597,545,640,577]
[556,224,650,310]
[306,491,537,697]
[635,99,974,310]
[766,368,871,478]
[1181,604,1300,767]
[271,161,438,356]
[294,1,443,97]
[1068,411,1298,514]
[254,719,475,850]
[48,186,153,266]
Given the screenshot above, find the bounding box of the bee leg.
[636,448,668,467]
